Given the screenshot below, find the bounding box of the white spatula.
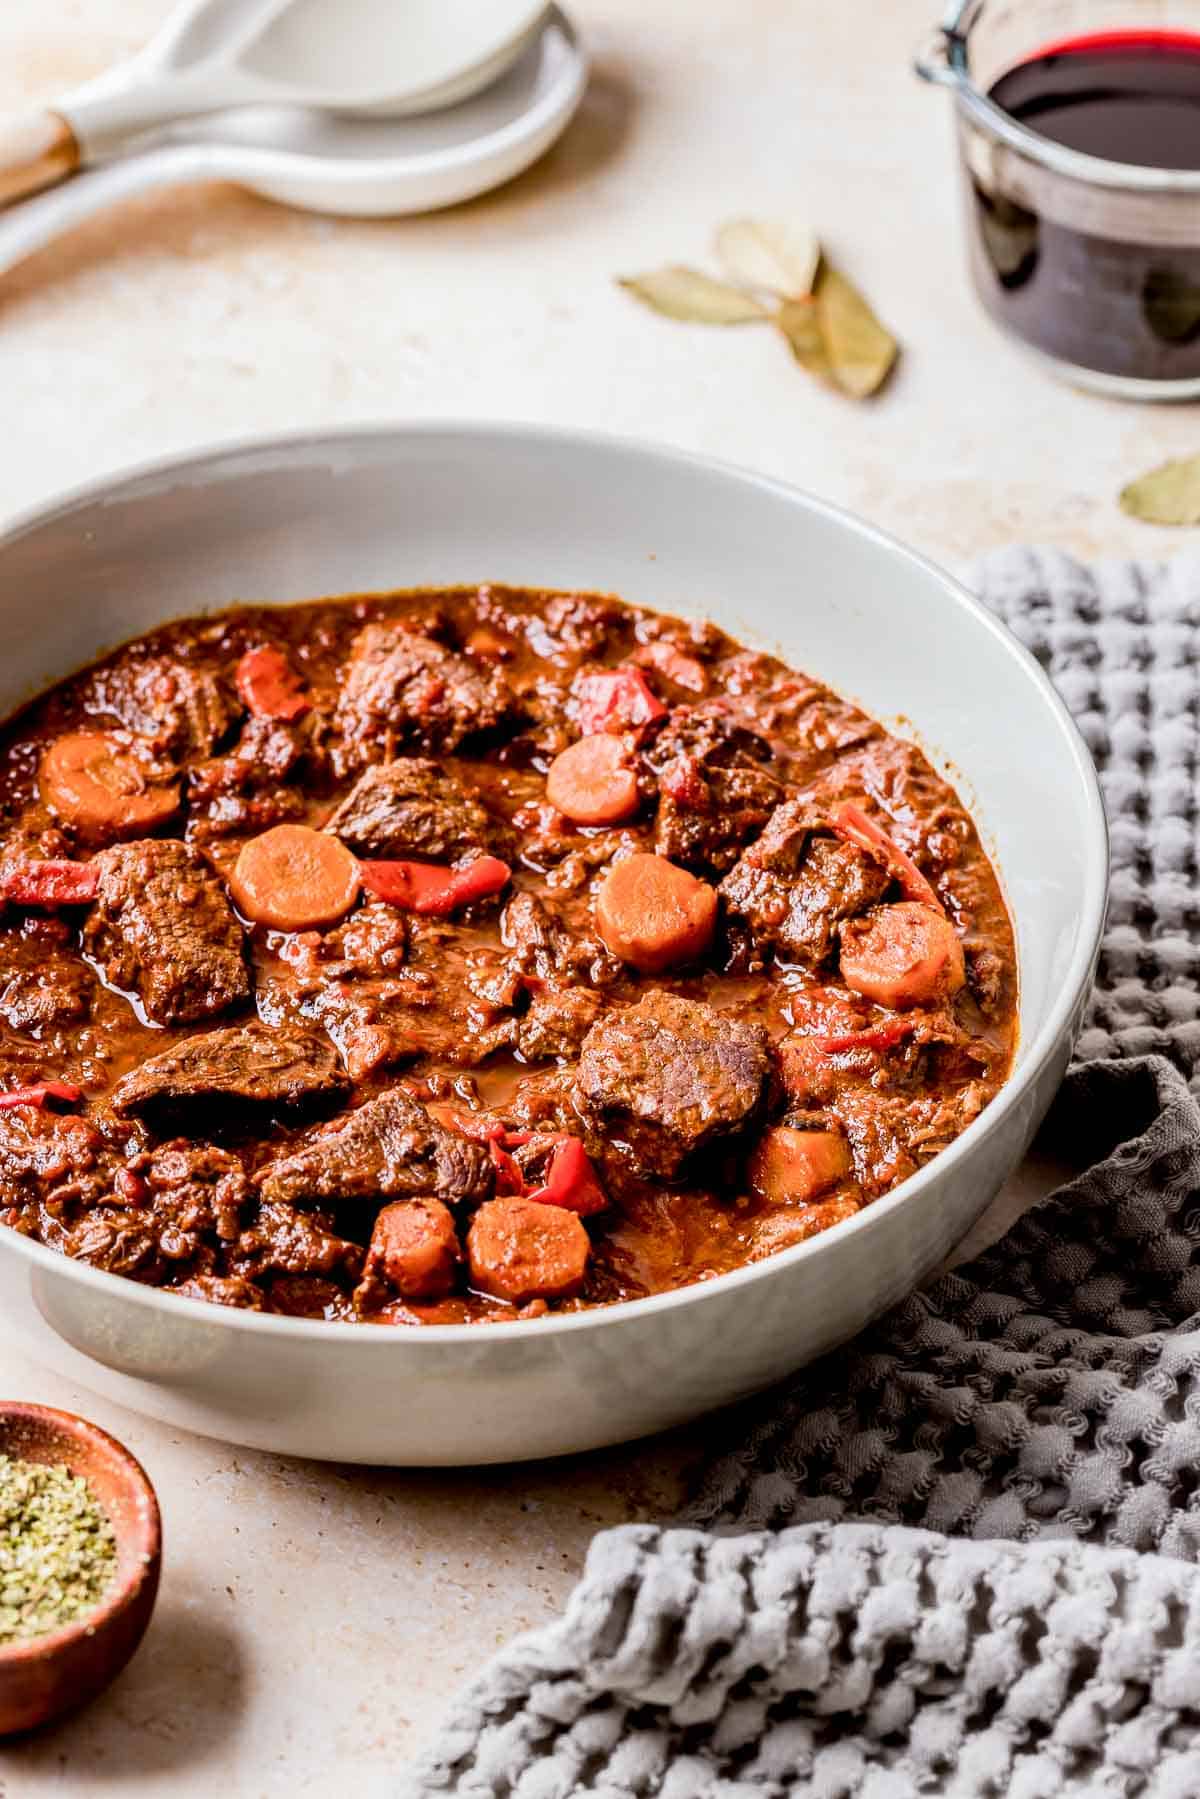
[0,0,549,206]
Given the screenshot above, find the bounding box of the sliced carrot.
[829,801,943,913]
[749,1126,853,1204]
[464,626,514,661]
[546,735,640,826]
[633,641,708,694]
[235,646,310,721]
[362,1198,462,1301]
[526,1137,608,1217]
[467,1196,590,1305]
[839,901,966,1010]
[576,667,667,737]
[0,1081,82,1112]
[360,855,511,916]
[230,823,361,931]
[39,732,179,844]
[595,851,717,973]
[2,860,98,907]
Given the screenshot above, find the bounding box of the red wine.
[990,31,1200,169]
[965,32,1200,384]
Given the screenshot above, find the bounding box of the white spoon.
[0,0,550,207]
[0,10,585,273]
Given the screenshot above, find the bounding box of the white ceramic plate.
[0,424,1107,1465]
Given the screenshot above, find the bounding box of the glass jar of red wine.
[917,1,1200,398]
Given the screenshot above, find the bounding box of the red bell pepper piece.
[526,1136,608,1217]
[488,1139,526,1196]
[576,667,667,737]
[116,1168,148,1204]
[235,646,310,721]
[440,1111,534,1195]
[811,1020,916,1055]
[1,861,99,907]
[829,801,944,914]
[633,641,708,694]
[0,1081,83,1112]
[441,1111,532,1150]
[360,856,511,916]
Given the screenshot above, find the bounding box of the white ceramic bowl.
[0,425,1106,1465]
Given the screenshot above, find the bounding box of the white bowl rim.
[0,419,1109,1347]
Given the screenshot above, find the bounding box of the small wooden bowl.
[0,1403,161,1735]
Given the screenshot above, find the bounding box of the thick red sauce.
[0,586,1017,1324]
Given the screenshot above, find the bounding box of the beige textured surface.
[0,0,1176,1789]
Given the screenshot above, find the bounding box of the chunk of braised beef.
[573,990,770,1177]
[232,1200,364,1282]
[333,625,515,771]
[84,654,238,758]
[192,717,305,792]
[500,891,620,988]
[324,758,507,861]
[311,954,514,1077]
[499,891,562,974]
[967,943,1008,1014]
[515,987,604,1062]
[188,717,308,843]
[60,1207,169,1281]
[342,897,412,960]
[82,840,251,1026]
[258,1087,494,1210]
[830,1084,988,1198]
[274,903,409,996]
[505,1069,580,1135]
[313,978,428,1079]
[0,1105,113,1211]
[719,802,889,967]
[0,946,93,1031]
[530,592,621,658]
[172,1272,268,1310]
[110,1023,349,1129]
[645,706,783,874]
[748,1196,861,1260]
[190,790,306,842]
[137,1142,252,1252]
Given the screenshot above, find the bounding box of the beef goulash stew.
[0,586,1017,1325]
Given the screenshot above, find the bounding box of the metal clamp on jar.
[917,0,1200,398]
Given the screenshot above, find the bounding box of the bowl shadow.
[3,1600,245,1782]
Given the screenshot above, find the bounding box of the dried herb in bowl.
[0,1454,117,1643]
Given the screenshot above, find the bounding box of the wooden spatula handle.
[0,109,79,208]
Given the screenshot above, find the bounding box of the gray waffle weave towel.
[406,548,1200,1797]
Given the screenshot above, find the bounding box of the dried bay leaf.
[619,234,900,400]
[776,295,832,382]
[618,266,768,324]
[1120,453,1200,526]
[715,217,821,298]
[776,261,898,398]
[814,262,898,398]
